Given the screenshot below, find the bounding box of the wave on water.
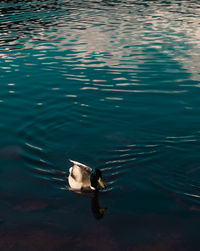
[2,0,199,205]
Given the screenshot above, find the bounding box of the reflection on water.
[1,0,200,249]
[68,189,107,220]
[91,191,106,220]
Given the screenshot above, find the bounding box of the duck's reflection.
[70,188,107,220]
[91,191,106,220]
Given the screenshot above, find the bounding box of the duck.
[68,159,105,191]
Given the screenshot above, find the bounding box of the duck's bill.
[98,178,105,189]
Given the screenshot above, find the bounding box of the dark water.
[0,0,200,249]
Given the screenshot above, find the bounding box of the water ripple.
[2,0,200,204]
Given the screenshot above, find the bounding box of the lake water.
[0,0,200,249]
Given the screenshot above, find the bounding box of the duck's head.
[90,168,105,190]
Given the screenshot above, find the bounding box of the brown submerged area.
[0,201,199,251]
[0,222,193,251]
[0,191,199,250]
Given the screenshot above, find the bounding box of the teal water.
[0,0,200,249]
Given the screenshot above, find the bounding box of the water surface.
[0,0,200,249]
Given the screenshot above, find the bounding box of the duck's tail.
[69,159,89,169]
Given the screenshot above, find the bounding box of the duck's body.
[68,160,92,190]
[68,159,105,191]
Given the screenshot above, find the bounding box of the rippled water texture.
[0,0,200,249]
